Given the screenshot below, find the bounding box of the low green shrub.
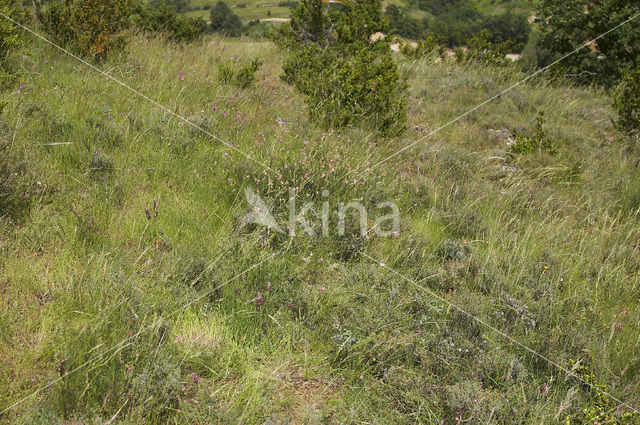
[437,238,471,261]
[509,111,557,156]
[563,361,640,425]
[235,59,262,88]
[217,58,262,88]
[217,62,235,84]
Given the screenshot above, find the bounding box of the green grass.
[471,0,534,15]
[185,0,293,23]
[0,31,639,424]
[179,0,535,26]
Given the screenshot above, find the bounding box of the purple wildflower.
[145,208,151,220]
[192,373,200,384]
[19,84,24,90]
[212,103,217,110]
[256,293,263,311]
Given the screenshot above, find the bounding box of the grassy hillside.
[1,32,639,424]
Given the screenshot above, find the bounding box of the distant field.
[473,0,534,15]
[182,0,535,26]
[185,0,294,23]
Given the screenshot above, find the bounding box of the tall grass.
[0,33,639,424]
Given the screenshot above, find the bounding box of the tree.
[209,1,243,36]
[385,4,422,40]
[288,0,337,47]
[537,0,640,87]
[480,10,531,49]
[418,0,482,46]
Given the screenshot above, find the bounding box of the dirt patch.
[259,17,291,22]
[269,365,338,423]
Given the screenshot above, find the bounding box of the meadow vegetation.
[0,0,639,424]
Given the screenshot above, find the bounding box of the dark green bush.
[385,4,422,40]
[131,2,205,43]
[282,44,406,136]
[457,29,521,65]
[209,1,243,36]
[480,10,531,49]
[613,64,640,139]
[279,0,407,136]
[537,0,640,88]
[418,0,482,47]
[387,0,530,49]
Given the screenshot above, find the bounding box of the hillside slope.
[1,34,639,424]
